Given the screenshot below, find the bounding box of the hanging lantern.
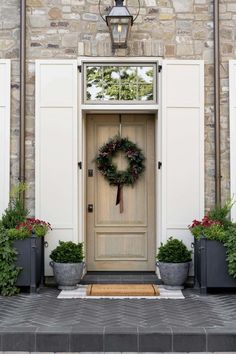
[99,0,140,49]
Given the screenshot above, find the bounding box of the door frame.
[77,57,162,269]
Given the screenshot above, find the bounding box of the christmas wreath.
[95,136,145,213]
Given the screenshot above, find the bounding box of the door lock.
[88,169,93,177]
[88,204,93,213]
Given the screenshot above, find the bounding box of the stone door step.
[81,271,162,284]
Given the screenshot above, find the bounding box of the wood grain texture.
[86,114,156,271]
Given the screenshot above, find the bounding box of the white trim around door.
[77,57,161,270]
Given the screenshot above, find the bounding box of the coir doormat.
[87,284,160,296]
[57,285,185,299]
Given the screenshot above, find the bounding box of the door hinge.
[78,65,82,73]
[78,161,82,169]
[158,65,162,73]
[158,161,162,169]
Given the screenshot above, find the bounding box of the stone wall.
[0,0,234,213]
[0,0,20,189]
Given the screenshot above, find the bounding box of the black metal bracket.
[158,65,162,73]
[78,65,82,73]
[158,161,162,169]
[78,161,82,169]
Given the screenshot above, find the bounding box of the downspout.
[20,0,26,184]
[213,0,221,205]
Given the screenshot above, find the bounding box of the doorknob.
[88,204,93,213]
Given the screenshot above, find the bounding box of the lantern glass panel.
[107,17,132,48]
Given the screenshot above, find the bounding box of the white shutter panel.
[229,61,236,221]
[35,60,78,275]
[0,60,10,216]
[160,60,204,249]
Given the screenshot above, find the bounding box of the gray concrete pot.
[50,261,84,290]
[158,261,191,289]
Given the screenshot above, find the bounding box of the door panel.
[86,114,155,271]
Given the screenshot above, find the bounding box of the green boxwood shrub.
[50,241,84,263]
[157,237,192,263]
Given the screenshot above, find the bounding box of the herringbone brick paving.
[0,287,236,329]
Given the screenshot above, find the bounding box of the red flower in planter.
[189,216,225,242]
[15,218,52,238]
[189,216,221,229]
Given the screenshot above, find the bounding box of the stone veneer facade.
[0,0,235,213]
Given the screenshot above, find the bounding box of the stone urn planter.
[50,241,84,290]
[157,237,192,289]
[50,261,84,290]
[158,261,190,288]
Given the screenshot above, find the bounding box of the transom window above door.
[84,63,157,104]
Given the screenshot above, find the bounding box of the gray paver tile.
[1,288,236,352]
[2,352,30,354]
[35,333,69,352]
[172,327,206,352]
[206,327,236,352]
[2,332,35,352]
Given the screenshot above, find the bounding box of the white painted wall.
[0,60,11,217]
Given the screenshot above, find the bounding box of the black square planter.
[13,235,44,293]
[194,239,236,294]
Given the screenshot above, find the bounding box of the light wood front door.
[86,114,155,271]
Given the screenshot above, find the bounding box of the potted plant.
[189,200,236,294]
[50,241,84,290]
[0,183,51,295]
[156,237,192,289]
[10,218,51,292]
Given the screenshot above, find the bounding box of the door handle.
[88,204,93,213]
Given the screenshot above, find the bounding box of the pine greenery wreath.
[96,136,145,187]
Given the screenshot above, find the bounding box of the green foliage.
[7,227,31,240]
[1,183,29,229]
[157,237,192,263]
[50,241,84,263]
[33,225,48,237]
[87,66,154,101]
[190,223,227,242]
[96,136,145,186]
[189,199,236,278]
[0,183,52,296]
[224,224,236,278]
[0,225,21,296]
[12,219,52,240]
[189,199,236,242]
[208,198,235,229]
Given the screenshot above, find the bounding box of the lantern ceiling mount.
[99,0,140,49]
